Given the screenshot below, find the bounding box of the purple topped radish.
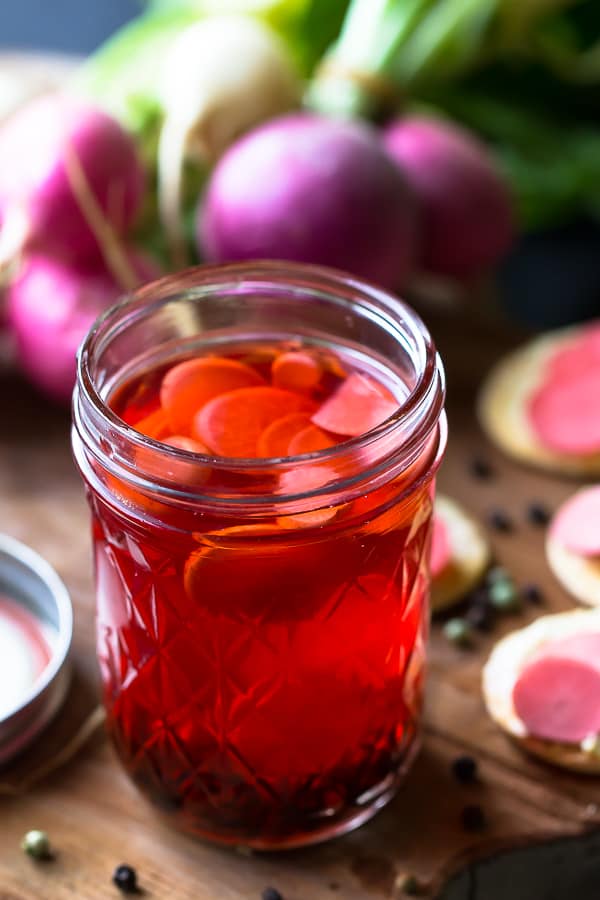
[0,93,145,273]
[383,116,515,279]
[198,113,419,290]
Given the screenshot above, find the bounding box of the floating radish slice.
[256,412,312,458]
[549,486,600,558]
[287,424,336,455]
[184,523,350,620]
[194,386,315,457]
[276,463,340,527]
[311,372,398,437]
[513,648,600,743]
[429,514,452,579]
[271,351,322,392]
[528,370,600,455]
[134,434,211,488]
[165,435,210,454]
[160,356,264,434]
[133,407,171,440]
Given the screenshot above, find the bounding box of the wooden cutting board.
[1,293,599,900]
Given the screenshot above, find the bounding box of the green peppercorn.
[487,566,510,584]
[396,873,424,896]
[489,579,521,612]
[443,618,473,647]
[21,830,51,860]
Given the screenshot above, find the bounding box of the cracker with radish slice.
[483,609,600,773]
[546,487,600,607]
[430,494,491,613]
[478,323,600,476]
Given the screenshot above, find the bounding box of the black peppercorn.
[466,602,495,632]
[488,509,513,533]
[113,865,138,894]
[523,583,544,605]
[526,502,551,526]
[262,889,283,900]
[451,755,478,784]
[469,457,494,480]
[461,804,487,832]
[262,888,283,900]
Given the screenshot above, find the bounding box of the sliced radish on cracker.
[483,609,600,772]
[513,640,600,744]
[549,486,600,558]
[478,321,600,475]
[430,495,491,613]
[528,371,600,456]
[546,487,600,606]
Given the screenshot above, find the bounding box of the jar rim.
[74,261,445,507]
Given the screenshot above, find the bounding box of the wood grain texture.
[2,299,599,899]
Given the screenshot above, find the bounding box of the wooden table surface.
[1,299,599,900]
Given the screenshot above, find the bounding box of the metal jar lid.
[0,533,73,765]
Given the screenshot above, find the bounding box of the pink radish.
[7,250,160,403]
[0,93,145,282]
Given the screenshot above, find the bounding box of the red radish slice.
[184,523,349,621]
[272,351,322,392]
[513,654,600,743]
[160,356,264,434]
[194,386,315,458]
[528,370,600,454]
[256,412,312,458]
[288,424,336,455]
[133,407,171,439]
[311,373,398,437]
[165,435,210,454]
[277,464,340,526]
[135,434,211,487]
[430,514,452,578]
[550,487,600,557]
[546,325,600,381]
[279,463,338,496]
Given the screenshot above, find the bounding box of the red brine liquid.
[92,341,435,847]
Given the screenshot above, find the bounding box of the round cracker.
[430,495,490,613]
[546,537,600,607]
[483,608,600,773]
[477,325,600,476]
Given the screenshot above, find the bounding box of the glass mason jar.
[72,262,446,849]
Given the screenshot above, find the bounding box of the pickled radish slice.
[166,435,211,454]
[194,386,315,457]
[256,412,312,458]
[277,464,341,527]
[272,351,322,392]
[513,649,600,743]
[550,487,600,557]
[133,407,171,439]
[288,424,335,455]
[184,523,350,620]
[312,373,398,437]
[528,370,600,454]
[430,514,452,578]
[160,356,265,434]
